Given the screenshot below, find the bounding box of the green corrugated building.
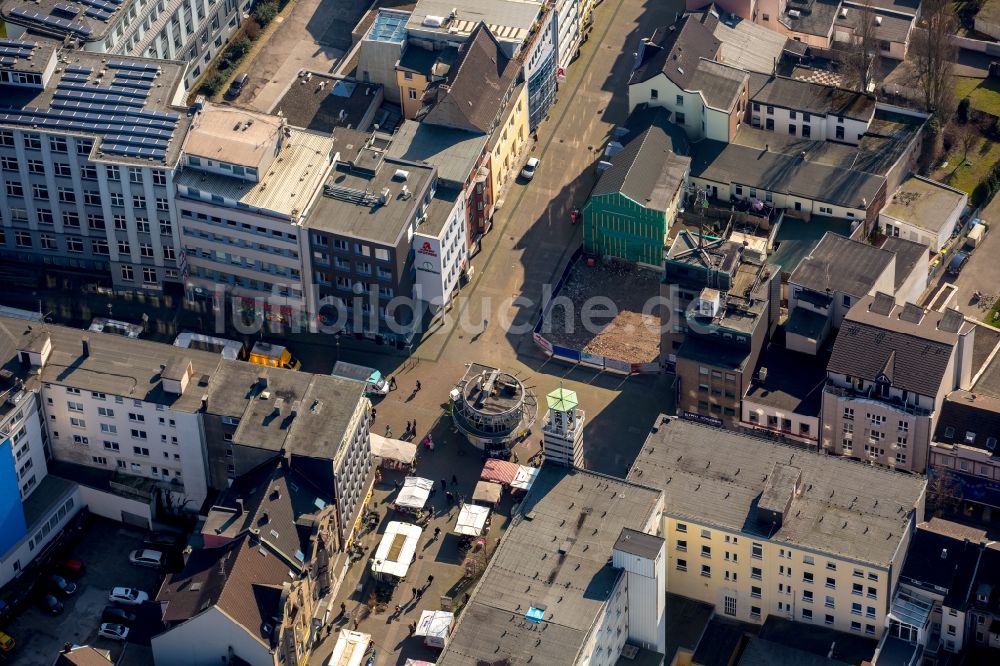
[583,108,690,267]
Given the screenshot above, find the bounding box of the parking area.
[926,196,1000,319]
[3,518,166,666]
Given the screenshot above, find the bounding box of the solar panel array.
[9,6,93,36]
[0,59,178,161]
[0,39,37,65]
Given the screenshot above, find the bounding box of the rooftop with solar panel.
[2,0,127,43]
[0,38,189,165]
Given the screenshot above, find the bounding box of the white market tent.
[371,521,422,580]
[327,630,372,666]
[415,609,455,648]
[454,503,490,536]
[396,476,433,510]
[511,465,540,491]
[369,433,417,466]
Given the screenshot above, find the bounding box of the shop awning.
[481,459,520,485]
[454,503,490,536]
[396,477,433,510]
[415,610,454,639]
[370,434,417,465]
[511,465,539,491]
[371,521,422,579]
[472,480,502,505]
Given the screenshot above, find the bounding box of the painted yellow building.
[395,45,458,120]
[487,82,529,203]
[627,417,927,639]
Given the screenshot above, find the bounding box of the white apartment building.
[821,294,981,474]
[2,0,250,87]
[628,17,749,144]
[628,417,927,640]
[0,41,189,293]
[749,76,876,146]
[175,104,335,325]
[413,185,468,313]
[554,0,582,69]
[8,317,222,510]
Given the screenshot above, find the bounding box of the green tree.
[253,1,278,26]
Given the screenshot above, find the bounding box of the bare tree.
[843,1,881,93]
[911,0,958,116]
[959,122,979,161]
[927,469,963,518]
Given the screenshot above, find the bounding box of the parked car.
[0,631,14,653]
[48,574,77,596]
[97,623,129,641]
[109,587,148,606]
[520,157,540,181]
[101,606,137,625]
[948,250,970,275]
[128,549,164,568]
[143,532,182,549]
[60,559,85,578]
[227,73,248,99]
[40,594,63,615]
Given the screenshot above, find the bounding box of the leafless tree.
[959,122,979,161]
[927,469,963,518]
[911,0,958,116]
[843,2,881,93]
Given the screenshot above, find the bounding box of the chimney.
[81,338,90,357]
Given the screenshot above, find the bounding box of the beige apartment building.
[628,417,926,639]
[821,293,983,474]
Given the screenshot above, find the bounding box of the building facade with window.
[0,42,189,293]
[175,104,336,326]
[929,388,1000,521]
[628,417,927,639]
[628,17,749,143]
[748,76,876,146]
[0,362,82,589]
[305,132,435,344]
[821,294,983,474]
[8,319,222,510]
[2,0,250,88]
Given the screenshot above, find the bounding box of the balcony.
[823,382,932,417]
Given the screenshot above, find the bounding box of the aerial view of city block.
[2,0,1000,663]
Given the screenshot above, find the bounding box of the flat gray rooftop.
[627,417,926,566]
[216,360,365,458]
[419,185,460,237]
[306,158,434,246]
[0,43,190,166]
[437,467,662,665]
[385,120,487,187]
[882,176,967,235]
[0,316,221,410]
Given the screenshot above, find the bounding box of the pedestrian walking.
[371,407,377,421]
[451,474,458,485]
[406,420,412,434]
[394,479,401,491]
[433,527,441,539]
[426,574,435,586]
[390,376,397,390]
[411,586,417,599]
[415,380,422,392]
[483,318,489,330]
[408,622,416,636]
[412,419,417,433]
[386,424,392,437]
[394,604,402,618]
[445,491,454,505]
[415,587,424,600]
[440,478,447,490]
